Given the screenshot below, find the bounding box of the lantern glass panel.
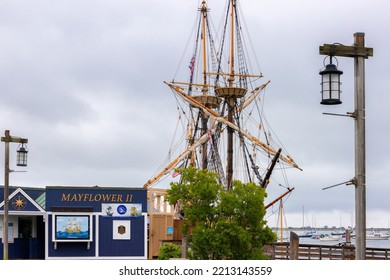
[16,146,28,167]
[331,73,339,83]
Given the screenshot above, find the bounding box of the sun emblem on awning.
[11,195,27,210]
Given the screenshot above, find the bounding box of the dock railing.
[263,242,390,260]
[159,231,390,260]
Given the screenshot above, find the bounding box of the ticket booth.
[45,186,147,259]
[0,186,46,259]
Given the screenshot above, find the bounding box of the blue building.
[1,186,147,259]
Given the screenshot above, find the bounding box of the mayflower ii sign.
[46,186,147,210]
[60,193,134,203]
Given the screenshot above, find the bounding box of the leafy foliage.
[165,167,276,260]
[158,243,182,260]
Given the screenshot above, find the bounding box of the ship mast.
[215,0,248,190]
[201,0,209,170]
[227,0,236,191]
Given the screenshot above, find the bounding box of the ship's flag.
[189,56,195,76]
[172,162,185,178]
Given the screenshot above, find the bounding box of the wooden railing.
[263,242,390,260]
[159,239,390,260]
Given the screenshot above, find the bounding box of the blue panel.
[47,214,96,257]
[0,238,33,259]
[98,216,145,257]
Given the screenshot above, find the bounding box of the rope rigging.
[144,0,301,192]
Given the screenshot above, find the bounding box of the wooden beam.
[1,130,28,144]
[319,44,373,58]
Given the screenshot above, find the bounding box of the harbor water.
[279,229,390,249]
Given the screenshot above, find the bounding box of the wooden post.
[1,130,28,260]
[181,237,188,259]
[289,231,299,260]
[345,229,351,245]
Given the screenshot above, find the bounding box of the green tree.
[165,167,276,260]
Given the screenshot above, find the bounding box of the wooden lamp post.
[319,33,373,260]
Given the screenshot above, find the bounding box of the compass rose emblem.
[11,195,27,210]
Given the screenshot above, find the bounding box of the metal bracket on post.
[322,178,356,190]
[322,112,356,118]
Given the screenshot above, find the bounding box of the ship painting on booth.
[55,215,90,240]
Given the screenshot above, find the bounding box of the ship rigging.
[144,0,301,194]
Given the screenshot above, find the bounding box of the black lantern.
[16,144,28,167]
[319,56,343,105]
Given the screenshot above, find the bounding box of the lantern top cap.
[18,145,28,152]
[320,62,343,75]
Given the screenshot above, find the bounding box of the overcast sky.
[0,0,389,228]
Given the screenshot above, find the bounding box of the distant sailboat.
[299,205,316,238]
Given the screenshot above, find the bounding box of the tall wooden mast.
[215,0,248,190]
[201,0,209,170]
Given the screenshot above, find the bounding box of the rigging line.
[236,1,263,75]
[241,138,252,183]
[259,107,292,158]
[177,103,190,139]
[215,0,230,37]
[243,141,263,185]
[280,162,290,188]
[150,107,187,178]
[206,15,222,80]
[167,92,199,157]
[253,96,270,148]
[233,2,248,87]
[255,88,290,158]
[173,10,200,80]
[188,13,202,95]
[233,100,257,184]
[157,127,187,174]
[215,0,231,86]
[242,97,257,121]
[170,88,189,121]
[186,110,203,167]
[266,163,290,189]
[206,3,223,75]
[192,111,202,143]
[239,108,261,135]
[281,190,293,206]
[283,204,289,230]
[213,101,227,140]
[265,190,293,223]
[168,114,182,160]
[171,89,193,125]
